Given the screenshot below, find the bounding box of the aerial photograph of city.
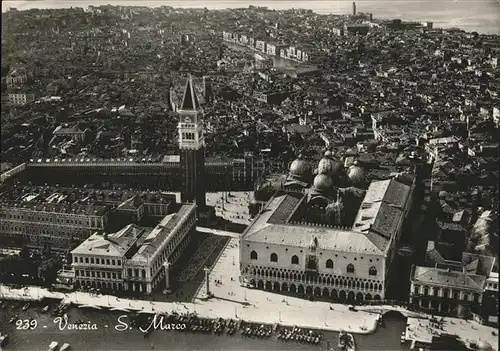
[0,0,498,350]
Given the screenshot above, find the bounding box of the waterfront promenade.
[405,317,498,351]
[195,238,381,335]
[0,278,497,347]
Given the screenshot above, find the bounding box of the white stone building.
[0,200,108,250]
[255,40,266,52]
[72,203,196,294]
[6,68,28,88]
[53,125,86,142]
[240,176,413,303]
[409,242,496,316]
[7,93,35,105]
[0,186,175,251]
[266,42,277,56]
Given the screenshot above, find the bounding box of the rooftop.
[0,185,175,211]
[130,203,195,264]
[243,190,386,255]
[411,265,486,291]
[352,178,412,251]
[0,200,108,216]
[71,203,195,262]
[71,224,147,256]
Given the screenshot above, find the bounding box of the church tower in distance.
[178,75,206,208]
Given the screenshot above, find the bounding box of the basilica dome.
[289,155,310,178]
[313,173,333,191]
[318,151,342,176]
[347,163,366,185]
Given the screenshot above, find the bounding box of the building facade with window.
[0,201,108,250]
[409,249,496,317]
[7,93,35,105]
[6,68,28,88]
[71,203,196,294]
[0,185,177,251]
[240,177,414,303]
[483,272,499,326]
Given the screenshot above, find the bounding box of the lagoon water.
[1,305,409,350]
[1,0,500,34]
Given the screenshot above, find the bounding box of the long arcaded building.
[2,153,267,192]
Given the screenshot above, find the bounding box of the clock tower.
[178,75,206,208]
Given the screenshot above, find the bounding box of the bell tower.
[178,75,206,208]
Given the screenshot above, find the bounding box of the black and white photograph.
[0,1,499,350]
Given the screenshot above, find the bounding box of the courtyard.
[206,191,252,226]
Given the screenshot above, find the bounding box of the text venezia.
[54,315,98,331]
[53,314,187,332]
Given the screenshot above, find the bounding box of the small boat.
[60,342,71,351]
[400,331,405,343]
[9,314,18,324]
[338,331,355,351]
[48,341,58,351]
[338,331,346,349]
[22,303,30,311]
[42,305,50,313]
[344,333,355,351]
[0,333,9,346]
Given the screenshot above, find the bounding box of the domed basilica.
[282,150,366,227]
[240,150,415,304]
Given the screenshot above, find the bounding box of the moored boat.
[338,331,355,351]
[338,331,346,349]
[9,314,18,324]
[60,342,71,351]
[344,333,355,351]
[48,341,58,351]
[0,332,9,346]
[22,303,30,311]
[42,305,50,313]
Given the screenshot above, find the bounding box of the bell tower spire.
[181,74,199,110]
[178,75,206,208]
[178,75,204,150]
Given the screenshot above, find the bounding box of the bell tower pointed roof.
[180,75,199,111]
